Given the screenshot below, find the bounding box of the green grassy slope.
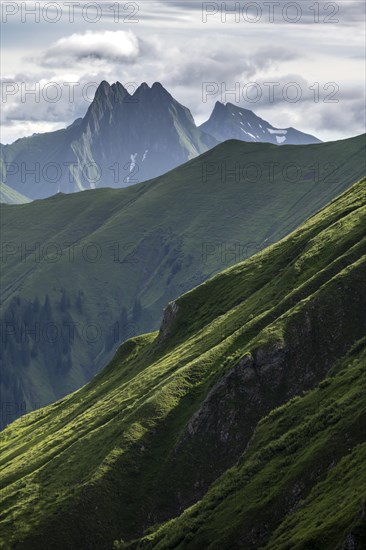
[0,177,365,550]
[133,340,366,550]
[0,182,31,204]
[0,135,365,424]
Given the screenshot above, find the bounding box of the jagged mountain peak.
[213,101,259,116]
[131,81,174,103]
[93,80,131,104]
[94,80,112,98]
[200,100,321,145]
[133,81,151,96]
[152,81,164,90]
[151,81,173,99]
[210,101,272,123]
[111,81,131,100]
[94,80,170,101]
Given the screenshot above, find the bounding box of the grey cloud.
[309,96,365,134]
[165,0,364,26]
[1,1,364,145]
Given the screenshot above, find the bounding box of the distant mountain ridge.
[200,100,322,145]
[1,82,321,199]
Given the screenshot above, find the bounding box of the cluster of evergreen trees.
[0,292,75,375]
[0,290,144,427]
[104,298,142,353]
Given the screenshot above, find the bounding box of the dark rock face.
[148,265,366,526]
[337,504,366,550]
[157,301,179,343]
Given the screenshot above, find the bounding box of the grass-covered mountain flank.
[0,135,365,426]
[131,340,366,550]
[1,177,365,549]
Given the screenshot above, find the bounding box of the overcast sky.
[1,0,365,143]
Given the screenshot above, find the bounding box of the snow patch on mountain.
[276,136,286,144]
[267,128,288,135]
[130,153,138,172]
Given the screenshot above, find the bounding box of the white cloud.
[40,30,140,67]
